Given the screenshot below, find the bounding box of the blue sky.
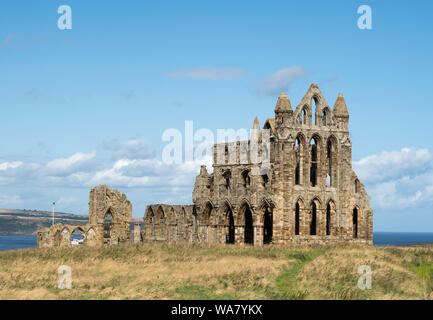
[0,0,433,231]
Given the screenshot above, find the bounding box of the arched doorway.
[310,202,317,235]
[326,203,331,235]
[263,206,272,244]
[353,208,358,238]
[244,205,254,245]
[226,208,235,244]
[104,211,113,244]
[71,228,84,246]
[295,202,300,235]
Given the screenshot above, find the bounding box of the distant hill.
[0,209,143,236]
[0,209,88,236]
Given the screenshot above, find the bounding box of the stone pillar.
[255,225,264,246]
[133,223,142,244]
[236,226,244,244]
[209,225,217,243]
[216,225,225,243]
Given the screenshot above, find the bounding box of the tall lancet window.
[295,137,301,185]
[327,139,332,187]
[310,138,318,187]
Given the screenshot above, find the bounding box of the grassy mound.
[0,243,432,299]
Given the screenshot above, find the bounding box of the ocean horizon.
[2,232,433,252]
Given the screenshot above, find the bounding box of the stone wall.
[37,84,373,248]
[37,185,132,247]
[143,84,373,246]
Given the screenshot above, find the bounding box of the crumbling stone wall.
[143,84,373,245]
[37,185,132,247]
[37,84,373,248]
[142,204,197,243]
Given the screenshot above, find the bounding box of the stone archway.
[242,205,254,245]
[353,207,359,238]
[310,202,317,235]
[103,210,113,245]
[263,206,273,245]
[226,207,235,244]
[70,227,84,246]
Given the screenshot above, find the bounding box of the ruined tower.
[142,84,373,245]
[37,185,132,247]
[38,84,373,248]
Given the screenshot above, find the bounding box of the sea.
[1,233,433,251]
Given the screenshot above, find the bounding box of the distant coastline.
[0,208,88,236]
[0,208,142,236]
[2,232,433,251]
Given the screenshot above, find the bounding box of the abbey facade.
[142,84,373,245]
[37,84,373,248]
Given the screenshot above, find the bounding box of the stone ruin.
[37,185,132,247]
[141,84,373,245]
[38,84,373,247]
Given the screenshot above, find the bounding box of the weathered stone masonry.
[142,84,373,245]
[37,185,132,247]
[38,84,373,247]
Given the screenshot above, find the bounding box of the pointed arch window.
[295,137,301,185]
[242,170,251,188]
[295,202,300,235]
[310,202,317,235]
[353,208,358,238]
[310,138,318,187]
[327,139,332,187]
[302,108,307,125]
[322,108,330,126]
[223,170,231,190]
[354,179,360,193]
[326,203,331,235]
[312,97,318,126]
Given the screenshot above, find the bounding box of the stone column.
[133,223,141,244]
[255,225,264,246]
[236,225,244,244]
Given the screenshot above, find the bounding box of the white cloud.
[354,147,433,210]
[0,161,23,171]
[250,66,307,96]
[354,147,432,184]
[167,67,245,80]
[111,139,155,160]
[44,151,97,176]
[4,140,433,223]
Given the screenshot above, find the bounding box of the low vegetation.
[0,243,433,299]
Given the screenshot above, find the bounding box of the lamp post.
[52,202,56,226]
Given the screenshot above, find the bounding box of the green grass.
[1,243,433,299]
[271,249,323,299]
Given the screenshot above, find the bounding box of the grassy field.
[1,243,433,299]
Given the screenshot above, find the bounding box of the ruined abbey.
[38,84,373,247]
